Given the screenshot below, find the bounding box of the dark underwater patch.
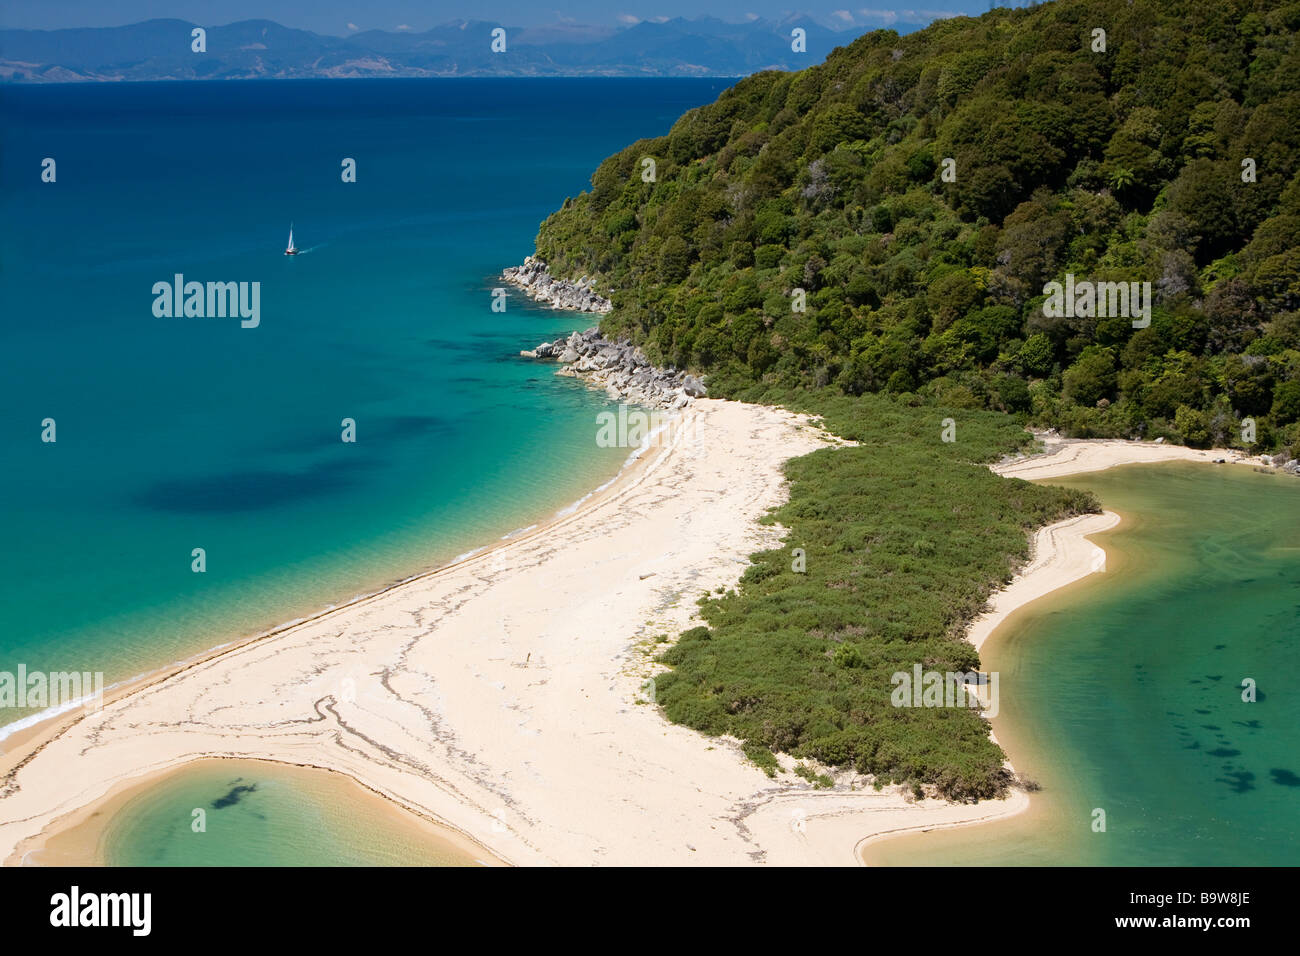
[212,783,258,809]
[1214,770,1254,793]
[253,410,463,457]
[367,414,457,441]
[1269,769,1300,787]
[133,458,374,513]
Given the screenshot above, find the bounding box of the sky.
[0,1,1011,35]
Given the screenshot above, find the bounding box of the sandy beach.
[0,415,1258,867]
[992,436,1256,481]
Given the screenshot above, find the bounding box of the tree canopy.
[536,0,1300,453]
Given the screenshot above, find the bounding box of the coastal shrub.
[654,392,1098,800]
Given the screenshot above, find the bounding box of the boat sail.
[284,224,298,256]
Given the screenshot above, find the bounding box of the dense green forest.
[537,0,1300,454]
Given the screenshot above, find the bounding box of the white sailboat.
[284,224,298,256]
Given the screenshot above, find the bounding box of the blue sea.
[0,77,729,735]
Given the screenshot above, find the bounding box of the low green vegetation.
[654,391,1097,799]
[793,763,835,788]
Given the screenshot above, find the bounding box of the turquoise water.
[871,463,1300,865]
[93,760,482,867]
[0,78,727,732]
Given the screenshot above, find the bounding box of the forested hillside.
[536,0,1300,453]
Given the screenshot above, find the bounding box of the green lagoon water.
[95,760,482,867]
[871,463,1300,866]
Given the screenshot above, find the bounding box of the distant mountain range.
[0,16,928,82]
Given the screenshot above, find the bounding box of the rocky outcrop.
[1259,454,1300,474]
[521,327,706,409]
[502,256,612,313]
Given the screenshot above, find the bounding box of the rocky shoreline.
[1259,453,1300,474]
[522,327,707,409]
[502,256,612,313]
